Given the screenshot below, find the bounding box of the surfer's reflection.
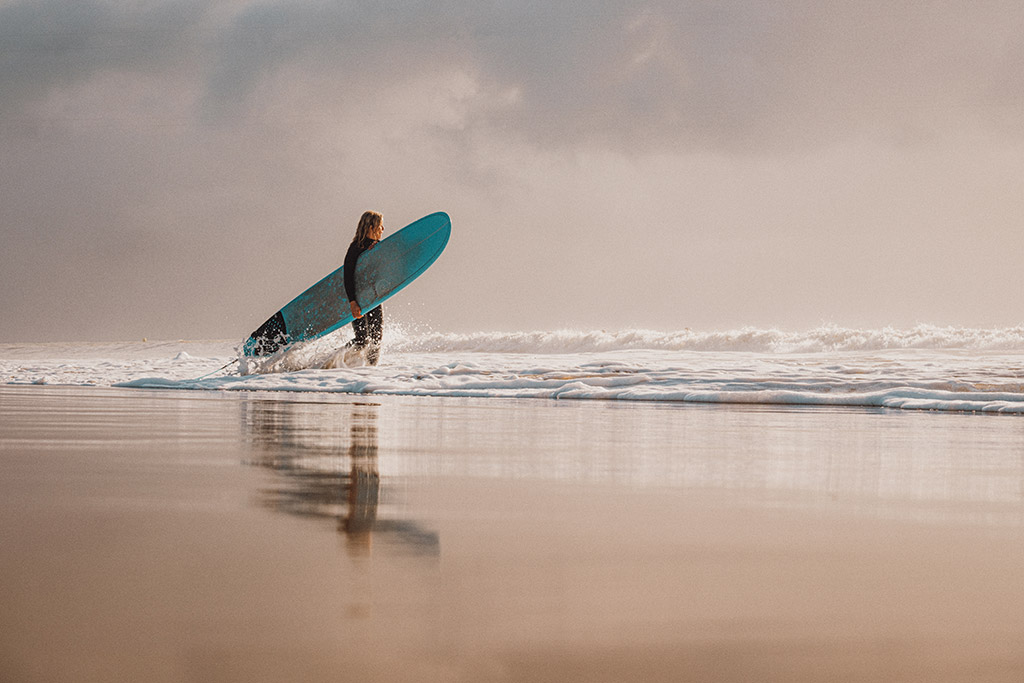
[341,414,380,553]
[244,399,439,556]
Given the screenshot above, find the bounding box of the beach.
[6,0,1024,679]
[4,382,1024,682]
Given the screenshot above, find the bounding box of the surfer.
[343,211,385,365]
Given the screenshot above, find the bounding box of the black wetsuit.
[344,237,383,365]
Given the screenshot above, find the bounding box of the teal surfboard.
[243,212,451,356]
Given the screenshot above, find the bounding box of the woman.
[343,211,385,365]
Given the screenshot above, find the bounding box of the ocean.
[4,324,1024,413]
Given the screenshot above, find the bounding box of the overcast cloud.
[2,0,1023,341]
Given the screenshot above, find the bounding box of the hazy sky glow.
[2,0,1023,341]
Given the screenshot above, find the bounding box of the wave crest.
[387,324,1024,354]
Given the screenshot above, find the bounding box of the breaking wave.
[386,324,1024,354]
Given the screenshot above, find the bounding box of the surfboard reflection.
[243,399,439,557]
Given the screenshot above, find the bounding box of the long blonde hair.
[353,211,383,246]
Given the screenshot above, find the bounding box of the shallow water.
[4,333,1024,413]
[4,385,1024,681]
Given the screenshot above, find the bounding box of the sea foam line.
[116,360,1024,414]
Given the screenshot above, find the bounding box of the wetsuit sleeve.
[343,242,362,302]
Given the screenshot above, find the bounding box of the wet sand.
[3,385,1024,682]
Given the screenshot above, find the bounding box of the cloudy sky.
[2,0,1022,342]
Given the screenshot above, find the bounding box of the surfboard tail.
[243,311,288,357]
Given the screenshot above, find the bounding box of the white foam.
[5,327,1024,414]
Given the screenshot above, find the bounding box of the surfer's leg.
[365,307,383,365]
[365,307,383,343]
[351,315,368,348]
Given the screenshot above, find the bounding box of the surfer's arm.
[343,241,362,317]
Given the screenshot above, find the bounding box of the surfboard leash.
[191,358,239,382]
